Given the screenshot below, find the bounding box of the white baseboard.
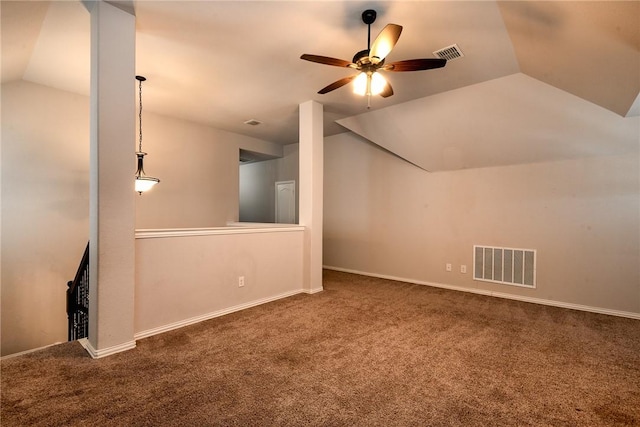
[5,289,310,360]
[79,338,136,359]
[134,288,307,341]
[305,287,324,294]
[323,265,640,320]
[1,341,64,360]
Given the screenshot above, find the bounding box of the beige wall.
[135,112,237,229]
[324,132,640,315]
[135,111,284,229]
[1,80,284,356]
[134,227,304,335]
[1,81,90,356]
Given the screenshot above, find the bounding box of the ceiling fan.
[300,9,447,105]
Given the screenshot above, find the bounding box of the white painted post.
[299,101,324,293]
[85,1,136,357]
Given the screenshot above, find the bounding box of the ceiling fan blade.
[369,24,403,64]
[300,54,353,68]
[385,58,447,72]
[318,75,357,94]
[380,81,394,98]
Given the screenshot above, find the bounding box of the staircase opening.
[67,242,89,341]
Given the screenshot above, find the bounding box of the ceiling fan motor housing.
[353,49,370,65]
[353,49,385,71]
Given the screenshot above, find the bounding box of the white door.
[275,181,296,223]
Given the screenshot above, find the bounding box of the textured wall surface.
[324,132,640,315]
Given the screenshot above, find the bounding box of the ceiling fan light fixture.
[353,71,386,96]
[370,72,386,96]
[353,72,368,95]
[301,9,446,101]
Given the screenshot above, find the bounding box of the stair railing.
[67,242,89,341]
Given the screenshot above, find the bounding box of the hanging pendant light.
[134,75,160,194]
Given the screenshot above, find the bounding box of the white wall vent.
[473,246,536,288]
[433,44,464,61]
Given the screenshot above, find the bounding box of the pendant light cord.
[138,78,143,153]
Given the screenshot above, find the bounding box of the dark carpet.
[2,270,639,426]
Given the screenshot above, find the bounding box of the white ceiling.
[2,1,639,167]
[338,73,639,171]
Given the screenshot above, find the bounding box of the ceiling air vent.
[433,44,464,61]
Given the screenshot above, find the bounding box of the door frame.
[275,180,296,224]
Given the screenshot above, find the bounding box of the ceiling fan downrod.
[362,10,378,109]
[362,9,377,51]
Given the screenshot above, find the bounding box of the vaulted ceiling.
[2,1,639,169]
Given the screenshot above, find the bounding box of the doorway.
[275,181,296,223]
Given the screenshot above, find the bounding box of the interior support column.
[85,0,136,358]
[299,100,324,293]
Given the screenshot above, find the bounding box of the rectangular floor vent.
[473,246,536,288]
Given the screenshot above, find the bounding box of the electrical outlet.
[238,276,245,287]
[446,263,452,272]
[461,265,467,274]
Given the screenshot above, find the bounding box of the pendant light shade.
[135,177,158,193]
[135,75,159,194]
[135,153,159,193]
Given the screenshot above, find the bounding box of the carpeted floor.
[2,270,639,426]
